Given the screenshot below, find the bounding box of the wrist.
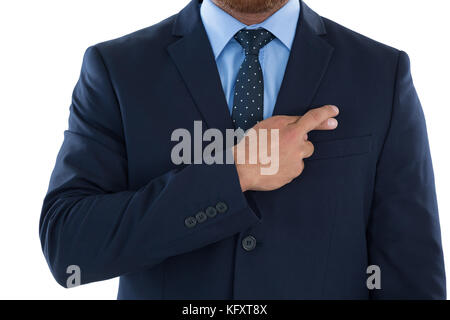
[236,163,250,192]
[233,145,251,192]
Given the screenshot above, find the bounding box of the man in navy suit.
[40,0,446,299]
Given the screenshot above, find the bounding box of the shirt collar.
[200,0,300,59]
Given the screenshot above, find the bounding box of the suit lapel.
[167,0,233,133]
[273,1,334,117]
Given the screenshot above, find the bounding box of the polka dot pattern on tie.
[232,28,275,131]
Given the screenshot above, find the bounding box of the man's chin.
[213,0,287,14]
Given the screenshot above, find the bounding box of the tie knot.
[234,28,275,56]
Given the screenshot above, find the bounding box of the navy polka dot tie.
[232,28,275,131]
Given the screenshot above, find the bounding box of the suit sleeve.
[39,46,260,287]
[368,51,446,299]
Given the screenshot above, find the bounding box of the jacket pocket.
[306,135,372,161]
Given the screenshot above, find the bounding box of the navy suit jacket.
[40,0,446,299]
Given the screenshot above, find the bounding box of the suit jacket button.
[242,235,257,251]
[216,201,228,213]
[195,211,207,223]
[205,206,217,218]
[185,216,197,228]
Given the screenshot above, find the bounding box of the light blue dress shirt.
[200,0,300,119]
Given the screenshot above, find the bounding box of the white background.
[0,0,449,300]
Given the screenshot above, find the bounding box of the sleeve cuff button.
[185,216,197,228]
[216,202,228,213]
